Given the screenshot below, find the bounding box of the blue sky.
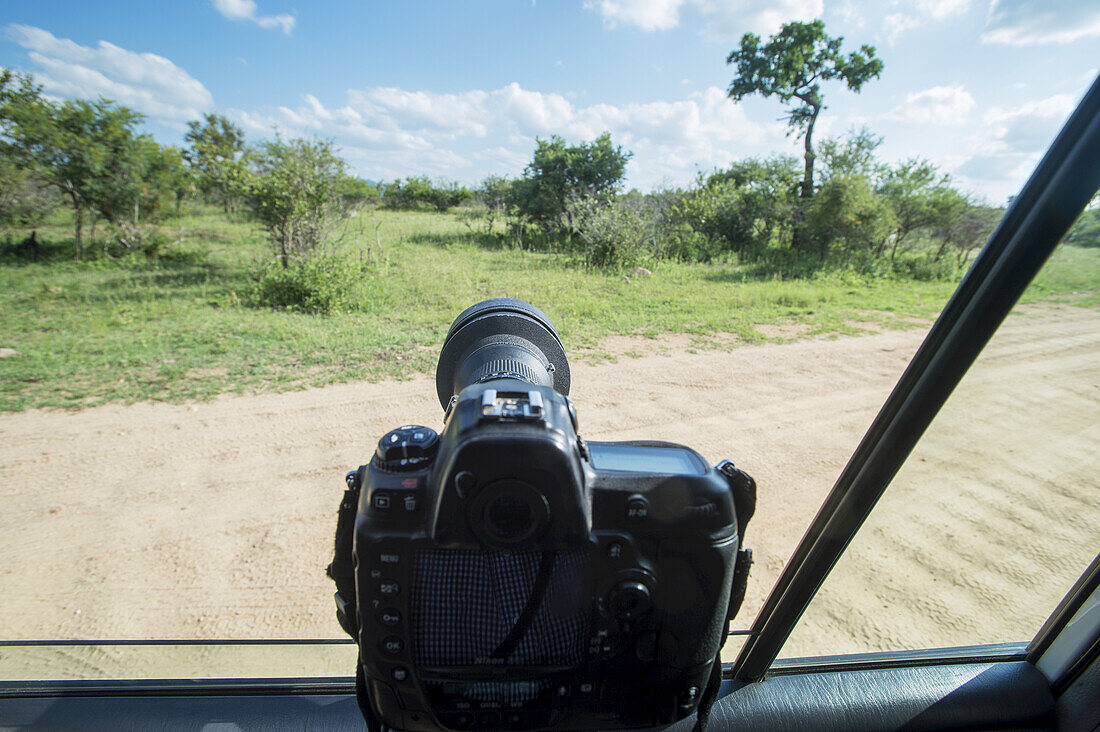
[1,0,1098,204]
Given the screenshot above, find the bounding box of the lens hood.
[436,298,571,408]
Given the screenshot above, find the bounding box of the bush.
[1064,204,1099,248]
[802,175,895,260]
[568,195,660,270]
[335,176,381,209]
[674,158,799,261]
[247,253,368,314]
[382,177,471,211]
[247,137,347,267]
[509,133,631,233]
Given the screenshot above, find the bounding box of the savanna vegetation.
[1,20,1097,412]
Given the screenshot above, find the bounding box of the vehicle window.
[2,3,1096,694]
[780,235,1100,659]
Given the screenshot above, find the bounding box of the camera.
[329,299,755,730]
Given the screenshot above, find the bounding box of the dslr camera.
[329,299,755,730]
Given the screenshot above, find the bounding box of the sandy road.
[0,304,1096,677]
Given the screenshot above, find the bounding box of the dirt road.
[0,305,1096,677]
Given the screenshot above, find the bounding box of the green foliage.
[383,177,471,212]
[0,162,57,229]
[675,157,800,260]
[928,190,1000,265]
[247,252,369,314]
[335,176,381,208]
[878,158,950,257]
[184,113,249,213]
[567,194,666,269]
[1065,201,1100,248]
[727,20,884,201]
[818,128,885,182]
[509,133,631,232]
[0,70,161,255]
[5,205,1096,411]
[247,137,347,266]
[803,175,896,260]
[474,175,511,234]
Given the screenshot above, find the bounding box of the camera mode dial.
[374,425,439,472]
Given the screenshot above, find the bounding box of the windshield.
[0,1,1097,685]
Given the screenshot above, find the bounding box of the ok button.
[379,636,404,655]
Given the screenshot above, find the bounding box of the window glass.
[781,240,1100,659]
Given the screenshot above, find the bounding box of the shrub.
[247,253,368,314]
[382,177,471,211]
[675,157,799,261]
[802,175,895,260]
[568,195,660,270]
[247,137,347,267]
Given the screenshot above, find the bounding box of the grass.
[0,205,1096,412]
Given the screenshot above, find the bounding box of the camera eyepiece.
[469,479,551,547]
[435,298,571,408]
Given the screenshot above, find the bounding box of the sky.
[1,0,1097,205]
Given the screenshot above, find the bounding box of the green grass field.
[0,206,1096,412]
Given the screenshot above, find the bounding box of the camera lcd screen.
[588,443,705,475]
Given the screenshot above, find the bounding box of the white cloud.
[877,0,970,43]
[584,0,686,31]
[982,0,1100,45]
[5,24,214,124]
[882,14,920,44]
[888,85,976,125]
[915,0,969,21]
[954,93,1076,199]
[981,94,1075,151]
[227,82,785,188]
[210,0,295,35]
[585,0,822,38]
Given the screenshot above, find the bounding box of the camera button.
[390,666,409,682]
[505,711,524,726]
[478,712,500,726]
[378,608,402,626]
[379,636,404,655]
[453,712,473,728]
[377,580,400,597]
[372,491,394,511]
[626,495,649,521]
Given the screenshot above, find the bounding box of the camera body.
[329,299,754,731]
[343,379,743,730]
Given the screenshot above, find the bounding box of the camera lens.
[470,480,550,547]
[436,299,571,408]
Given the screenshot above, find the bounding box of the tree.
[727,20,883,202]
[184,113,248,213]
[818,127,885,183]
[878,158,950,259]
[679,156,801,259]
[509,133,632,232]
[928,190,999,265]
[477,175,511,234]
[0,70,147,257]
[247,137,346,267]
[803,175,895,261]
